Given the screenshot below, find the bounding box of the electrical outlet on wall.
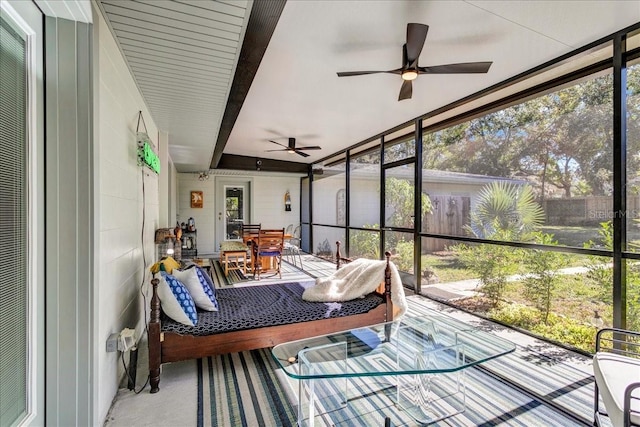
[118,328,136,352]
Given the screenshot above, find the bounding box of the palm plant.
[454,181,545,306]
[467,181,545,240]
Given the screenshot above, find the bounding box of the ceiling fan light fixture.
[401,69,418,81]
[287,149,296,154]
[336,24,491,101]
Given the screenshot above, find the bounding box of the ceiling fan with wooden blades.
[266,137,322,158]
[337,23,492,101]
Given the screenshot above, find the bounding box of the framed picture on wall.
[191,191,203,208]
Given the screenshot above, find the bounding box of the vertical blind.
[0,14,28,426]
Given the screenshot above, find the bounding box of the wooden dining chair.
[241,223,261,239]
[255,228,285,280]
[241,224,261,272]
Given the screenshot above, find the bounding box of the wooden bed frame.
[148,246,394,393]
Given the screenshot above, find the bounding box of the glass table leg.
[297,341,348,426]
[396,343,467,424]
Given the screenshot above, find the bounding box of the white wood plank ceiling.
[97,0,251,172]
[224,1,640,166]
[97,1,640,172]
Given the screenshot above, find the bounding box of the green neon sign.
[137,139,160,174]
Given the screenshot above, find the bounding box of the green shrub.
[490,303,595,352]
[394,240,414,272]
[489,303,540,328]
[349,224,380,259]
[453,239,520,306]
[531,321,594,352]
[523,232,569,323]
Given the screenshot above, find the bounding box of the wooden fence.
[423,195,470,252]
[543,196,640,226]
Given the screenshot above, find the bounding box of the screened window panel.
[312,162,346,226]
[350,150,380,228]
[312,225,344,258]
[0,15,28,426]
[384,164,415,229]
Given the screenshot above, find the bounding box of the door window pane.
[385,164,415,229]
[0,13,28,425]
[224,186,244,240]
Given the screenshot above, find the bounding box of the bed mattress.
[161,281,384,336]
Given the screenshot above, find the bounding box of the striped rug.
[211,259,249,286]
[405,296,596,425]
[197,330,591,426]
[196,349,296,427]
[210,258,319,288]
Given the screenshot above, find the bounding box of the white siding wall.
[177,172,301,254]
[312,175,344,225]
[94,6,159,423]
[158,130,171,227]
[177,173,217,254]
[253,175,301,229]
[350,177,379,226]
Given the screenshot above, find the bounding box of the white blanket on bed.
[302,258,407,317]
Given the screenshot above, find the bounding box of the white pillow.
[172,267,218,311]
[156,272,198,326]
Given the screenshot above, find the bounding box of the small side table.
[220,241,248,276]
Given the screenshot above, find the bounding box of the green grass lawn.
[539,225,603,247]
[540,224,640,248]
[422,252,476,282]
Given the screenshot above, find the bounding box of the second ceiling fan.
[337,23,492,101]
[266,138,321,158]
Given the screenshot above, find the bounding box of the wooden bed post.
[384,251,393,321]
[383,251,394,341]
[335,241,352,269]
[149,278,162,393]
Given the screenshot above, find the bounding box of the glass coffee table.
[272,314,515,426]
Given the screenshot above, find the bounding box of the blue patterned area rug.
[196,348,587,427]
[210,258,317,288]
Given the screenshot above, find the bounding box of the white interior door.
[215,178,252,250]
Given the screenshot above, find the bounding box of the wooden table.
[242,234,292,274]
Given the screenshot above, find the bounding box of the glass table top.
[272,313,516,380]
